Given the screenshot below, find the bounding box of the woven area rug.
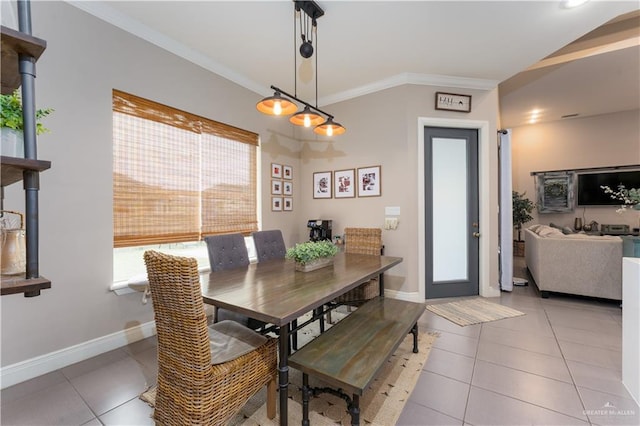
[426,297,525,326]
[140,330,438,425]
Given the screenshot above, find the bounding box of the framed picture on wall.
[271,163,282,179]
[271,180,282,195]
[283,181,293,195]
[334,169,355,198]
[357,165,381,197]
[271,197,283,211]
[283,197,293,211]
[536,172,575,213]
[313,171,332,199]
[283,165,293,180]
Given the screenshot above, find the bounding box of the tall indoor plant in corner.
[1,89,53,157]
[513,191,534,256]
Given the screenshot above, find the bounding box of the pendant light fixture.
[255,0,345,136]
[256,90,298,116]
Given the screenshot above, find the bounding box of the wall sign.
[435,92,472,113]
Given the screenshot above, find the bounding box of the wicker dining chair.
[329,228,383,321]
[143,250,277,425]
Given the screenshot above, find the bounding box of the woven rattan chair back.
[334,228,384,307]
[344,227,383,256]
[144,250,277,425]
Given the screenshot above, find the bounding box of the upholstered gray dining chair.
[252,230,287,262]
[251,229,316,346]
[205,233,265,330]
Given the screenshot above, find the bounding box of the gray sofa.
[524,225,623,300]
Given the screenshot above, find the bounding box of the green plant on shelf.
[285,240,338,265]
[1,89,53,135]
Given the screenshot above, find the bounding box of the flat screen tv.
[577,170,640,206]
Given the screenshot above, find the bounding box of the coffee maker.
[307,219,332,242]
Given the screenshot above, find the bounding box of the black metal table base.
[301,374,360,426]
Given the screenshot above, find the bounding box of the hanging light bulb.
[256,91,297,116]
[314,117,346,136]
[289,106,324,127]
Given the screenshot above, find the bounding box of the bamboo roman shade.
[113,90,258,248]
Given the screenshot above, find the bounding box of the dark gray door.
[424,127,479,298]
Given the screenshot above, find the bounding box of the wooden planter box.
[295,257,334,272]
[513,240,525,257]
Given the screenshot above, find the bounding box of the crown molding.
[66,1,499,107]
[319,72,499,106]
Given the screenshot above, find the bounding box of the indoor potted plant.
[286,240,338,272]
[1,89,53,157]
[512,191,535,256]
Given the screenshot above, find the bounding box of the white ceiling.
[69,1,640,128]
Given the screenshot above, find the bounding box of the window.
[112,90,259,290]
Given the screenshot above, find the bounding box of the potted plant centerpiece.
[513,191,535,256]
[1,89,53,157]
[286,240,338,272]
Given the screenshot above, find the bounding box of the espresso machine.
[307,219,332,242]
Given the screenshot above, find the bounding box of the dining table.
[201,251,402,426]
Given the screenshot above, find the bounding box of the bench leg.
[411,323,419,353]
[302,373,310,426]
[348,394,360,426]
[315,307,325,333]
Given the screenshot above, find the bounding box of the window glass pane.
[201,133,257,235]
[113,112,200,247]
[432,137,468,282]
[112,90,259,285]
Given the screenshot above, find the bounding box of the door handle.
[473,232,481,238]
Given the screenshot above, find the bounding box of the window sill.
[110,266,212,296]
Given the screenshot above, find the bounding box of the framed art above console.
[536,172,575,213]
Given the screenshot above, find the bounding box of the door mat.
[426,297,525,326]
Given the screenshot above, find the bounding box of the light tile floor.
[2,258,638,425]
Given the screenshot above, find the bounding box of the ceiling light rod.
[270,84,334,120]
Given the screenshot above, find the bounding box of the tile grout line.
[460,321,483,424]
[543,304,593,426]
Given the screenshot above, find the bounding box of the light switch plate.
[385,206,400,216]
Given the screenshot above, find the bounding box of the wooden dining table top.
[201,252,402,326]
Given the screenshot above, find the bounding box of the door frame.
[417,117,497,300]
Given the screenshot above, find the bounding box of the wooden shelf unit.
[1,156,51,186]
[1,275,50,297]
[1,25,46,95]
[1,5,51,297]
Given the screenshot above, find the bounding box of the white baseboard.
[1,321,156,389]
[385,289,423,303]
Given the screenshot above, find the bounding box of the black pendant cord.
[293,6,297,97]
[315,24,318,108]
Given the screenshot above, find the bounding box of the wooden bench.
[288,296,425,425]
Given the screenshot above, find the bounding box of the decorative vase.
[295,256,334,272]
[1,128,24,157]
[574,217,583,231]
